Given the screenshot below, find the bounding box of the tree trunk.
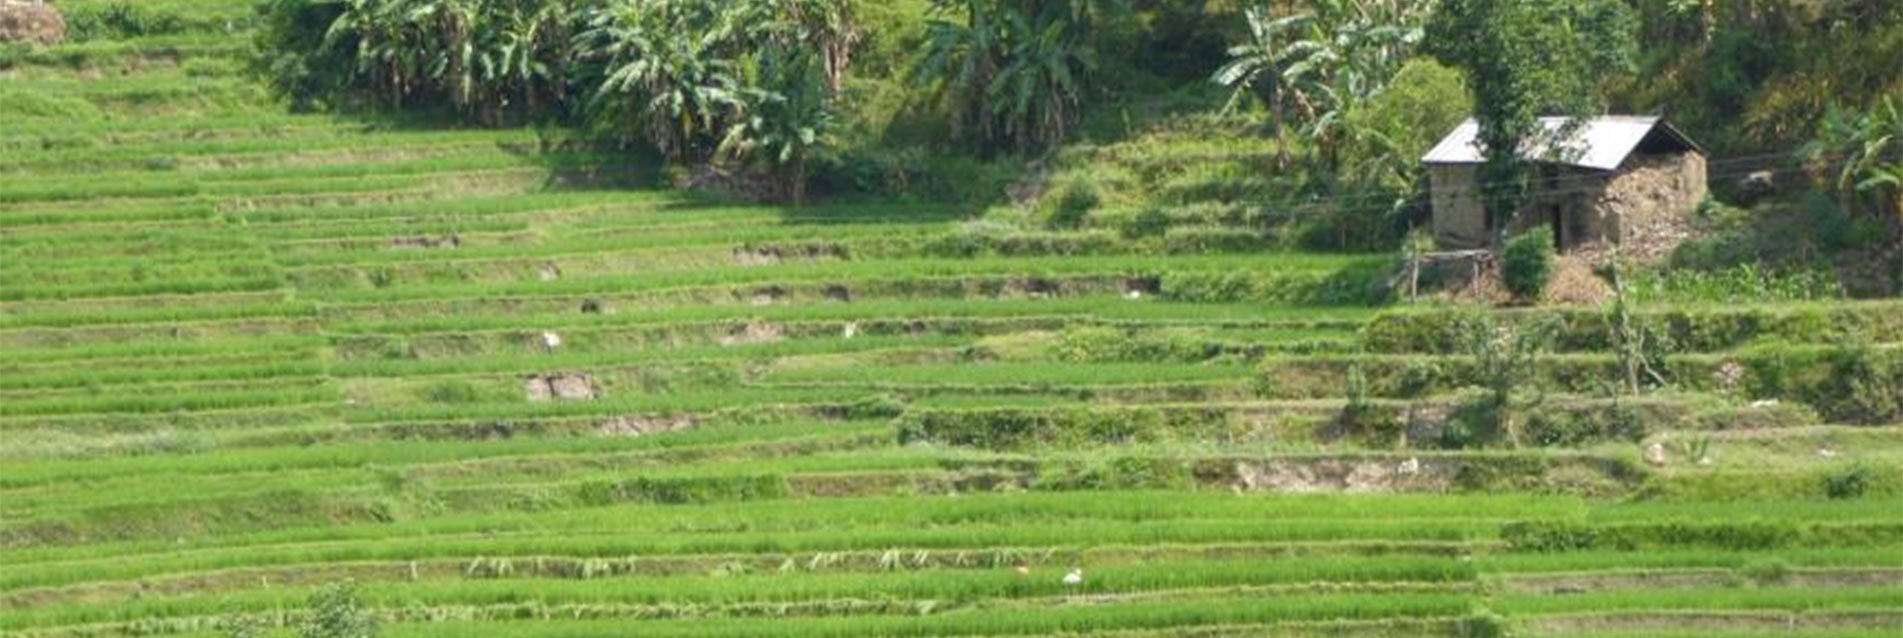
[789,155,808,207]
[1272,81,1289,170]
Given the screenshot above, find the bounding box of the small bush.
[66,3,188,41]
[1502,228,1557,301]
[1161,226,1270,253]
[1739,559,1793,584]
[300,582,378,638]
[1161,270,1258,303]
[1039,179,1100,230]
[224,616,267,638]
[1438,391,1505,450]
[846,393,907,420]
[1116,207,1172,239]
[1502,521,1599,552]
[1823,465,1872,500]
[419,380,484,405]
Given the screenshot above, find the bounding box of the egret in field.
[1062,567,1084,589]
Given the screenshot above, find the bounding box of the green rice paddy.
[3,17,1902,638]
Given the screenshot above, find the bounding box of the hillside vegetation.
[1,1,1902,637]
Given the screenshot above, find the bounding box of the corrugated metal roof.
[1421,116,1697,171]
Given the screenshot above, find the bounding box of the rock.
[1233,458,1451,493]
[1737,170,1777,204]
[538,263,562,281]
[390,235,459,249]
[750,286,784,306]
[598,414,696,437]
[1396,457,1421,475]
[719,321,783,346]
[0,1,65,46]
[1643,442,1668,467]
[524,373,598,401]
[1712,361,1746,395]
[733,246,783,266]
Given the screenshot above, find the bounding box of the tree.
[1603,253,1671,396]
[1275,0,1433,156]
[580,0,748,161]
[721,48,837,205]
[1806,96,1903,228]
[916,0,1102,154]
[1336,58,1471,241]
[1463,314,1556,449]
[580,0,856,170]
[271,0,573,124]
[1211,4,1306,166]
[1214,0,1434,162]
[1426,0,1637,244]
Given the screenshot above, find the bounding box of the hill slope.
[3,15,1903,638]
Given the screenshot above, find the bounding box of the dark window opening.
[1548,205,1565,249]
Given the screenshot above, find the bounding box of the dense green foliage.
[1502,228,1557,301]
[300,583,380,638]
[1425,0,1636,232]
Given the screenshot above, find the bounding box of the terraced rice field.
[6,17,1903,638]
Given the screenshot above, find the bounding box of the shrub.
[578,476,788,506]
[1526,403,1646,447]
[1161,270,1258,303]
[224,617,267,638]
[301,582,378,638]
[846,393,908,420]
[419,380,484,405]
[1739,559,1793,585]
[1502,228,1556,301]
[1040,179,1100,230]
[1501,521,1598,552]
[1823,465,1872,500]
[1822,336,1902,425]
[65,3,188,41]
[1162,226,1271,254]
[1439,391,1505,449]
[1459,315,1556,448]
[1116,207,1172,239]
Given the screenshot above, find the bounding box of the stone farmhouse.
[1424,116,1708,261]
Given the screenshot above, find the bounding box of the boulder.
[1643,442,1668,467]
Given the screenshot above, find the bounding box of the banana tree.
[721,48,836,205]
[1211,6,1309,167]
[1809,97,1903,225]
[582,0,748,160]
[916,0,1101,154]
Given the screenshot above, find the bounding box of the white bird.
[1062,568,1084,587]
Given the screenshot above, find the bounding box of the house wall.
[1428,151,1706,257]
[1430,164,1488,249]
[1431,164,1612,250]
[1600,152,1708,262]
[1516,166,1611,250]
